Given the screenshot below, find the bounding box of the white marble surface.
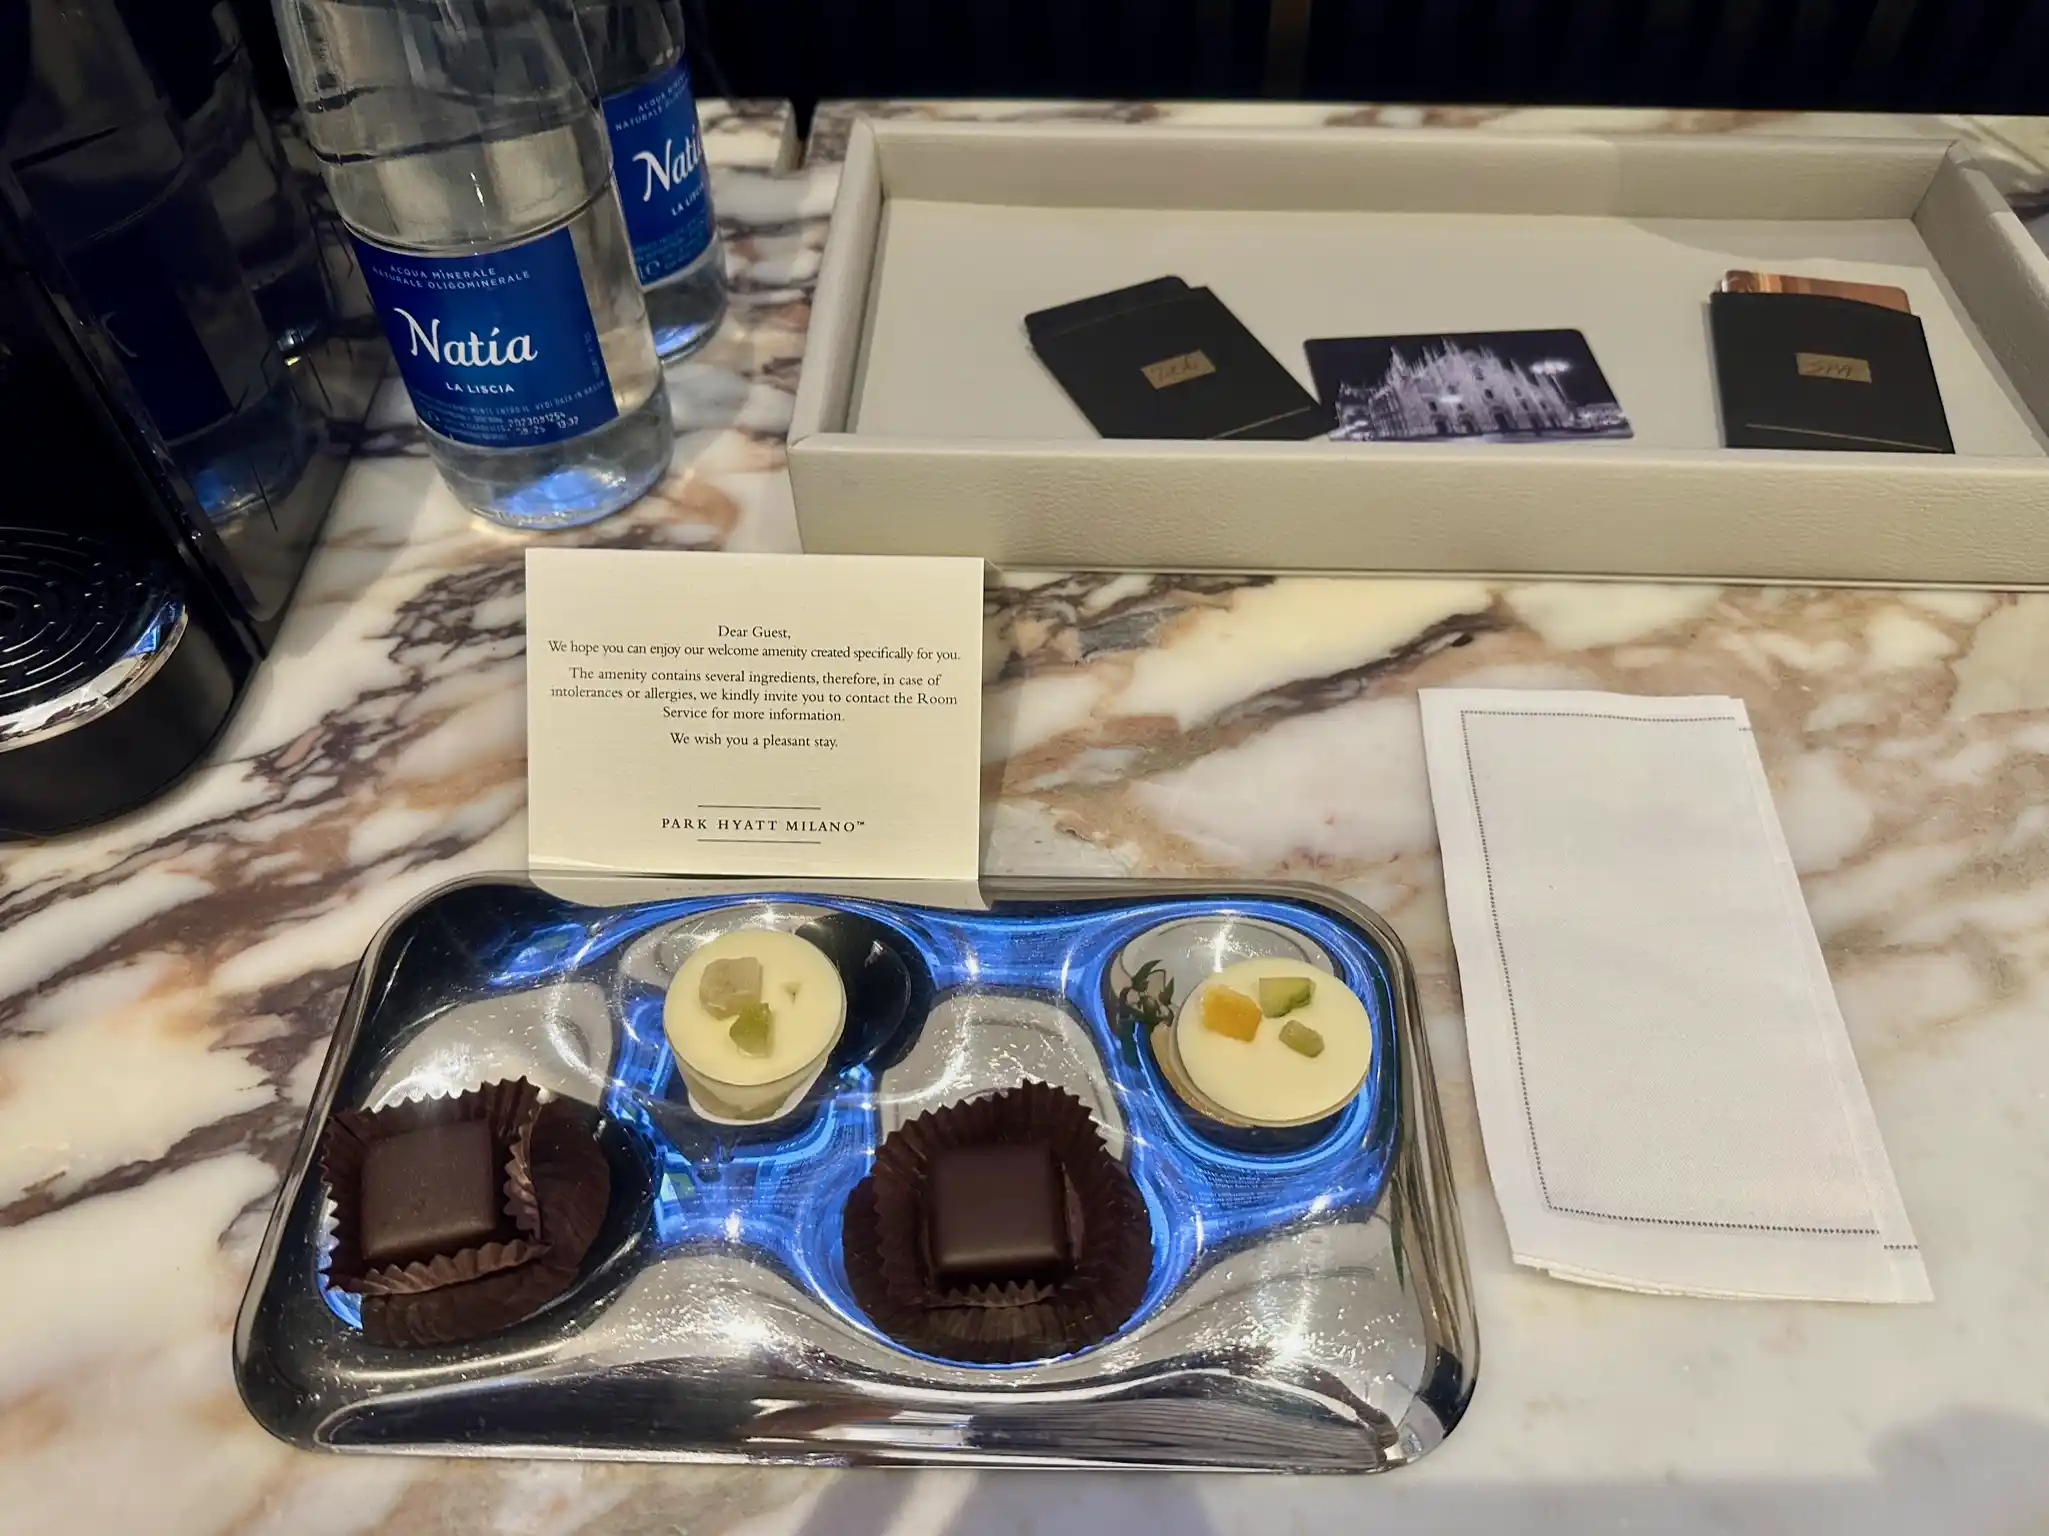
[3,100,2049,1533]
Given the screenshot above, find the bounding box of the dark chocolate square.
[925,1141,1071,1288]
[359,1119,503,1269]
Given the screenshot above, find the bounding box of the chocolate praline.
[842,1081,1152,1365]
[320,1079,612,1348]
[359,1119,503,1270]
[925,1141,1072,1289]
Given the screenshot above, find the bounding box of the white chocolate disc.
[1173,958,1372,1126]
[665,930,847,1088]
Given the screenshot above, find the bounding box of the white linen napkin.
[1420,689,1928,1302]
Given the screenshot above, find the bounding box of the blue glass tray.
[235,876,1476,1471]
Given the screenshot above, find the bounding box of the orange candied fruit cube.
[1199,984,1262,1042]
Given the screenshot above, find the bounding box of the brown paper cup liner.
[502,1090,546,1241]
[321,1084,611,1346]
[352,1238,550,1300]
[843,1081,1152,1365]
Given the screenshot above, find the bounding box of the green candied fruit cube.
[728,1001,775,1057]
[699,955,763,1019]
[1258,976,1315,1017]
[1278,1019,1325,1058]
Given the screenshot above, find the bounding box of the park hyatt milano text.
[659,817,863,832]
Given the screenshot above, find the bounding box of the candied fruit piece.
[1200,985,1262,1042]
[728,1001,775,1057]
[1258,976,1315,1017]
[699,956,763,1019]
[1279,1020,1325,1058]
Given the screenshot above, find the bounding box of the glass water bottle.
[576,0,728,360]
[271,0,674,529]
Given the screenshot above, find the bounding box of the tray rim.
[234,872,1479,1471]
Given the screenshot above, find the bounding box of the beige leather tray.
[789,121,2049,585]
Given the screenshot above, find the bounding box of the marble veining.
[2,100,2049,1533]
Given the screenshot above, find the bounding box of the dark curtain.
[696,0,1271,116]
[1300,0,2049,114]
[231,0,2049,126]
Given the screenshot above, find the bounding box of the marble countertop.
[4,98,2049,1534]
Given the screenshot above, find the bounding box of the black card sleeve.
[1028,287,1329,441]
[1709,290,1953,454]
[1024,277,1189,347]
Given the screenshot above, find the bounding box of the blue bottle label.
[602,62,714,285]
[353,226,617,450]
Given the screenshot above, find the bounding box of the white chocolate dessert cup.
[1149,1024,1257,1128]
[664,930,848,1122]
[679,1058,836,1123]
[1171,958,1372,1128]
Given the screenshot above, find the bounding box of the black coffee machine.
[0,0,380,837]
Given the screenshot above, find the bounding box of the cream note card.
[525,550,984,879]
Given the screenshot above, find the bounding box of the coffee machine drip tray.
[0,528,235,838]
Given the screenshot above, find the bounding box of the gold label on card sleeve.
[1141,350,1217,389]
[1796,352,1872,383]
